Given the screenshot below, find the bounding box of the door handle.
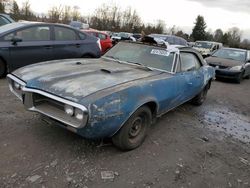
[188,82,193,85]
[44,45,53,49]
[75,44,81,48]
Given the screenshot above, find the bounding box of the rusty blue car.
[7,41,215,150]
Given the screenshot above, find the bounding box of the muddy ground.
[0,78,250,188]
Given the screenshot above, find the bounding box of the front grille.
[31,93,82,127]
[33,93,64,110]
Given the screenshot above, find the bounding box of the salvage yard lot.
[0,78,250,187]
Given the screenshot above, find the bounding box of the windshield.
[212,48,246,62]
[194,42,213,49]
[103,42,175,72]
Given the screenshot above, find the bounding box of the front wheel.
[191,84,209,106]
[112,106,152,150]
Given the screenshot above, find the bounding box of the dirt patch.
[0,78,250,188]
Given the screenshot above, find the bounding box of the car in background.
[7,40,215,150]
[84,30,113,54]
[111,32,136,45]
[69,21,89,30]
[0,14,15,26]
[149,34,188,46]
[132,33,142,41]
[0,22,101,77]
[206,48,250,83]
[194,41,223,57]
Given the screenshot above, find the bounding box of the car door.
[52,26,86,59]
[6,25,53,71]
[175,52,204,101]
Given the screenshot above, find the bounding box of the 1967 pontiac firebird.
[7,40,215,150]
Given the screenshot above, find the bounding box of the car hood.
[13,58,161,102]
[206,56,244,67]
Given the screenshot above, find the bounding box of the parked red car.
[83,30,113,54]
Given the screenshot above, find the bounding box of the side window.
[98,33,107,40]
[10,26,50,41]
[87,32,96,37]
[176,55,181,72]
[55,27,79,41]
[3,32,15,40]
[0,16,10,26]
[78,32,86,40]
[180,52,201,72]
[247,51,250,61]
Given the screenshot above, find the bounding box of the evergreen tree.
[0,0,6,13]
[214,29,223,42]
[191,15,207,41]
[10,0,20,21]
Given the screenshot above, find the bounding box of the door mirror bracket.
[11,36,22,45]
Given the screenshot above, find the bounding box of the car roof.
[83,29,107,35]
[220,47,247,52]
[0,22,81,36]
[195,41,222,45]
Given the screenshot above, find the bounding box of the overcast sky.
[15,0,250,39]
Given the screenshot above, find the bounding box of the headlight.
[64,104,74,116]
[230,66,242,71]
[75,108,84,120]
[14,82,21,90]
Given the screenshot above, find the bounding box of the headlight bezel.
[64,104,88,126]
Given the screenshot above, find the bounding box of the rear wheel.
[0,59,6,78]
[112,106,152,150]
[191,84,209,106]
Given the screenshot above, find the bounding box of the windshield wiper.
[103,55,122,63]
[104,56,153,71]
[129,62,153,71]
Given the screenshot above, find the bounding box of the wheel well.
[81,53,95,58]
[207,78,212,89]
[144,101,158,118]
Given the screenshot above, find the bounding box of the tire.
[235,72,243,84]
[0,59,6,78]
[191,84,209,106]
[244,74,250,79]
[112,106,152,150]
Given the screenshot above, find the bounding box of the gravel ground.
[0,78,250,188]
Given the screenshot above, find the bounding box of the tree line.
[0,0,165,34]
[189,15,250,49]
[1,0,250,49]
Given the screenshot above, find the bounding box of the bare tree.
[62,6,71,24]
[72,5,80,21]
[48,5,63,23]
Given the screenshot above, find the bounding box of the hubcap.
[129,117,143,138]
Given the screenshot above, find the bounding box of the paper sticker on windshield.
[150,49,170,56]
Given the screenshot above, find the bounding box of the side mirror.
[11,36,22,45]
